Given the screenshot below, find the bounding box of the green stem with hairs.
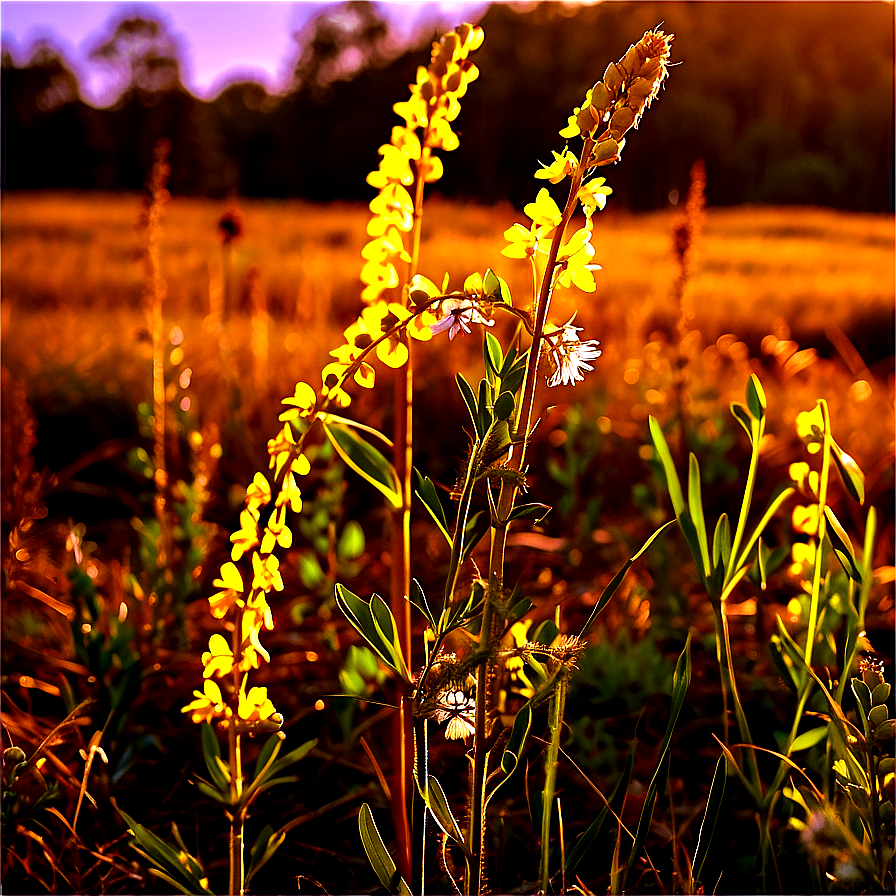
[540,672,570,894]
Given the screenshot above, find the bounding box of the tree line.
[2,0,893,211]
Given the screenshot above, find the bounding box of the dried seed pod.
[609,106,636,139]
[603,62,624,93]
[590,81,612,113]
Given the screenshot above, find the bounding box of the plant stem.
[539,673,569,894]
[229,621,245,895]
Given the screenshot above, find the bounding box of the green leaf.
[688,454,711,579]
[712,513,731,573]
[648,416,684,516]
[409,579,435,628]
[252,733,283,781]
[477,378,493,436]
[414,473,452,547]
[200,723,229,794]
[325,423,400,509]
[791,727,829,752]
[335,585,408,680]
[830,438,865,505]
[483,268,503,303]
[425,775,471,858]
[337,520,365,561]
[460,510,490,565]
[507,502,550,523]
[500,703,532,777]
[824,506,862,581]
[358,804,412,895]
[730,402,753,443]
[494,390,516,421]
[484,329,504,378]
[691,755,727,885]
[746,374,767,421]
[246,824,286,887]
[456,373,482,437]
[497,275,513,306]
[579,520,674,637]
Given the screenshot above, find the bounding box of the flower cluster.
[560,29,674,166]
[315,24,485,403]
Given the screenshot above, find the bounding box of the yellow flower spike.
[209,562,245,618]
[796,404,825,454]
[535,149,578,184]
[251,551,284,593]
[524,188,563,228]
[389,125,422,159]
[427,116,460,152]
[238,682,277,722]
[246,472,272,512]
[393,92,428,128]
[182,679,227,725]
[202,633,234,679]
[230,507,260,561]
[417,151,444,184]
[360,258,399,292]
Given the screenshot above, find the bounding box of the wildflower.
[577,177,613,219]
[430,298,494,340]
[209,562,244,619]
[238,681,278,722]
[555,227,601,292]
[534,149,578,184]
[202,633,234,679]
[545,324,602,387]
[431,688,476,741]
[182,679,227,725]
[230,507,260,562]
[524,187,563,229]
[501,222,540,259]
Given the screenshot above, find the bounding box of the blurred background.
[2,0,894,210]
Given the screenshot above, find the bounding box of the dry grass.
[2,192,893,491]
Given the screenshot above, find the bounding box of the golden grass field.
[2,192,894,494]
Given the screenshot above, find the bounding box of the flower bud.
[609,105,636,139]
[592,137,621,166]
[603,62,623,93]
[576,104,598,135]
[862,657,885,691]
[590,81,612,113]
[4,746,26,766]
[628,77,654,101]
[621,44,641,76]
[639,55,664,83]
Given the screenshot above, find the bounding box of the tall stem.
[540,673,569,894]
[228,621,245,895]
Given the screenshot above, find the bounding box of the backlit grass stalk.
[142,139,173,636]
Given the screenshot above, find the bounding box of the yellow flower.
[230,507,260,561]
[279,381,317,422]
[261,504,293,553]
[238,682,277,722]
[524,188,563,229]
[555,228,601,292]
[577,177,613,218]
[239,606,271,669]
[182,679,227,725]
[246,472,271,512]
[209,562,244,619]
[534,149,578,184]
[796,404,825,454]
[320,362,352,408]
[277,471,303,513]
[202,633,234,679]
[792,504,819,536]
[366,144,415,189]
[501,222,540,259]
[251,551,284,593]
[368,183,414,234]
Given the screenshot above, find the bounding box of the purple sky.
[0,1,488,104]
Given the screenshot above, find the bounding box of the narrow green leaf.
[477,378,493,436]
[579,520,674,637]
[500,345,518,377]
[497,274,513,305]
[730,402,753,443]
[264,738,316,779]
[409,578,435,628]
[370,594,410,682]
[252,733,283,781]
[823,506,862,581]
[830,438,865,505]
[691,755,726,884]
[712,513,731,573]
[325,424,400,508]
[414,473,452,547]
[335,584,401,675]
[200,723,229,794]
[746,374,767,421]
[648,416,684,515]
[194,779,232,805]
[484,329,503,377]
[456,373,482,437]
[460,510,490,564]
[791,727,828,752]
[500,703,532,776]
[426,775,471,858]
[246,824,286,887]
[358,804,412,895]
[687,454,711,579]
[507,502,550,523]
[483,268,503,303]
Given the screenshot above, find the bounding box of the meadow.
[2,58,895,891]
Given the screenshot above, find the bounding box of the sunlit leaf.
[358,804,412,895]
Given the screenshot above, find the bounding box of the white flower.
[544,324,601,387]
[430,299,494,340]
[431,688,476,741]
